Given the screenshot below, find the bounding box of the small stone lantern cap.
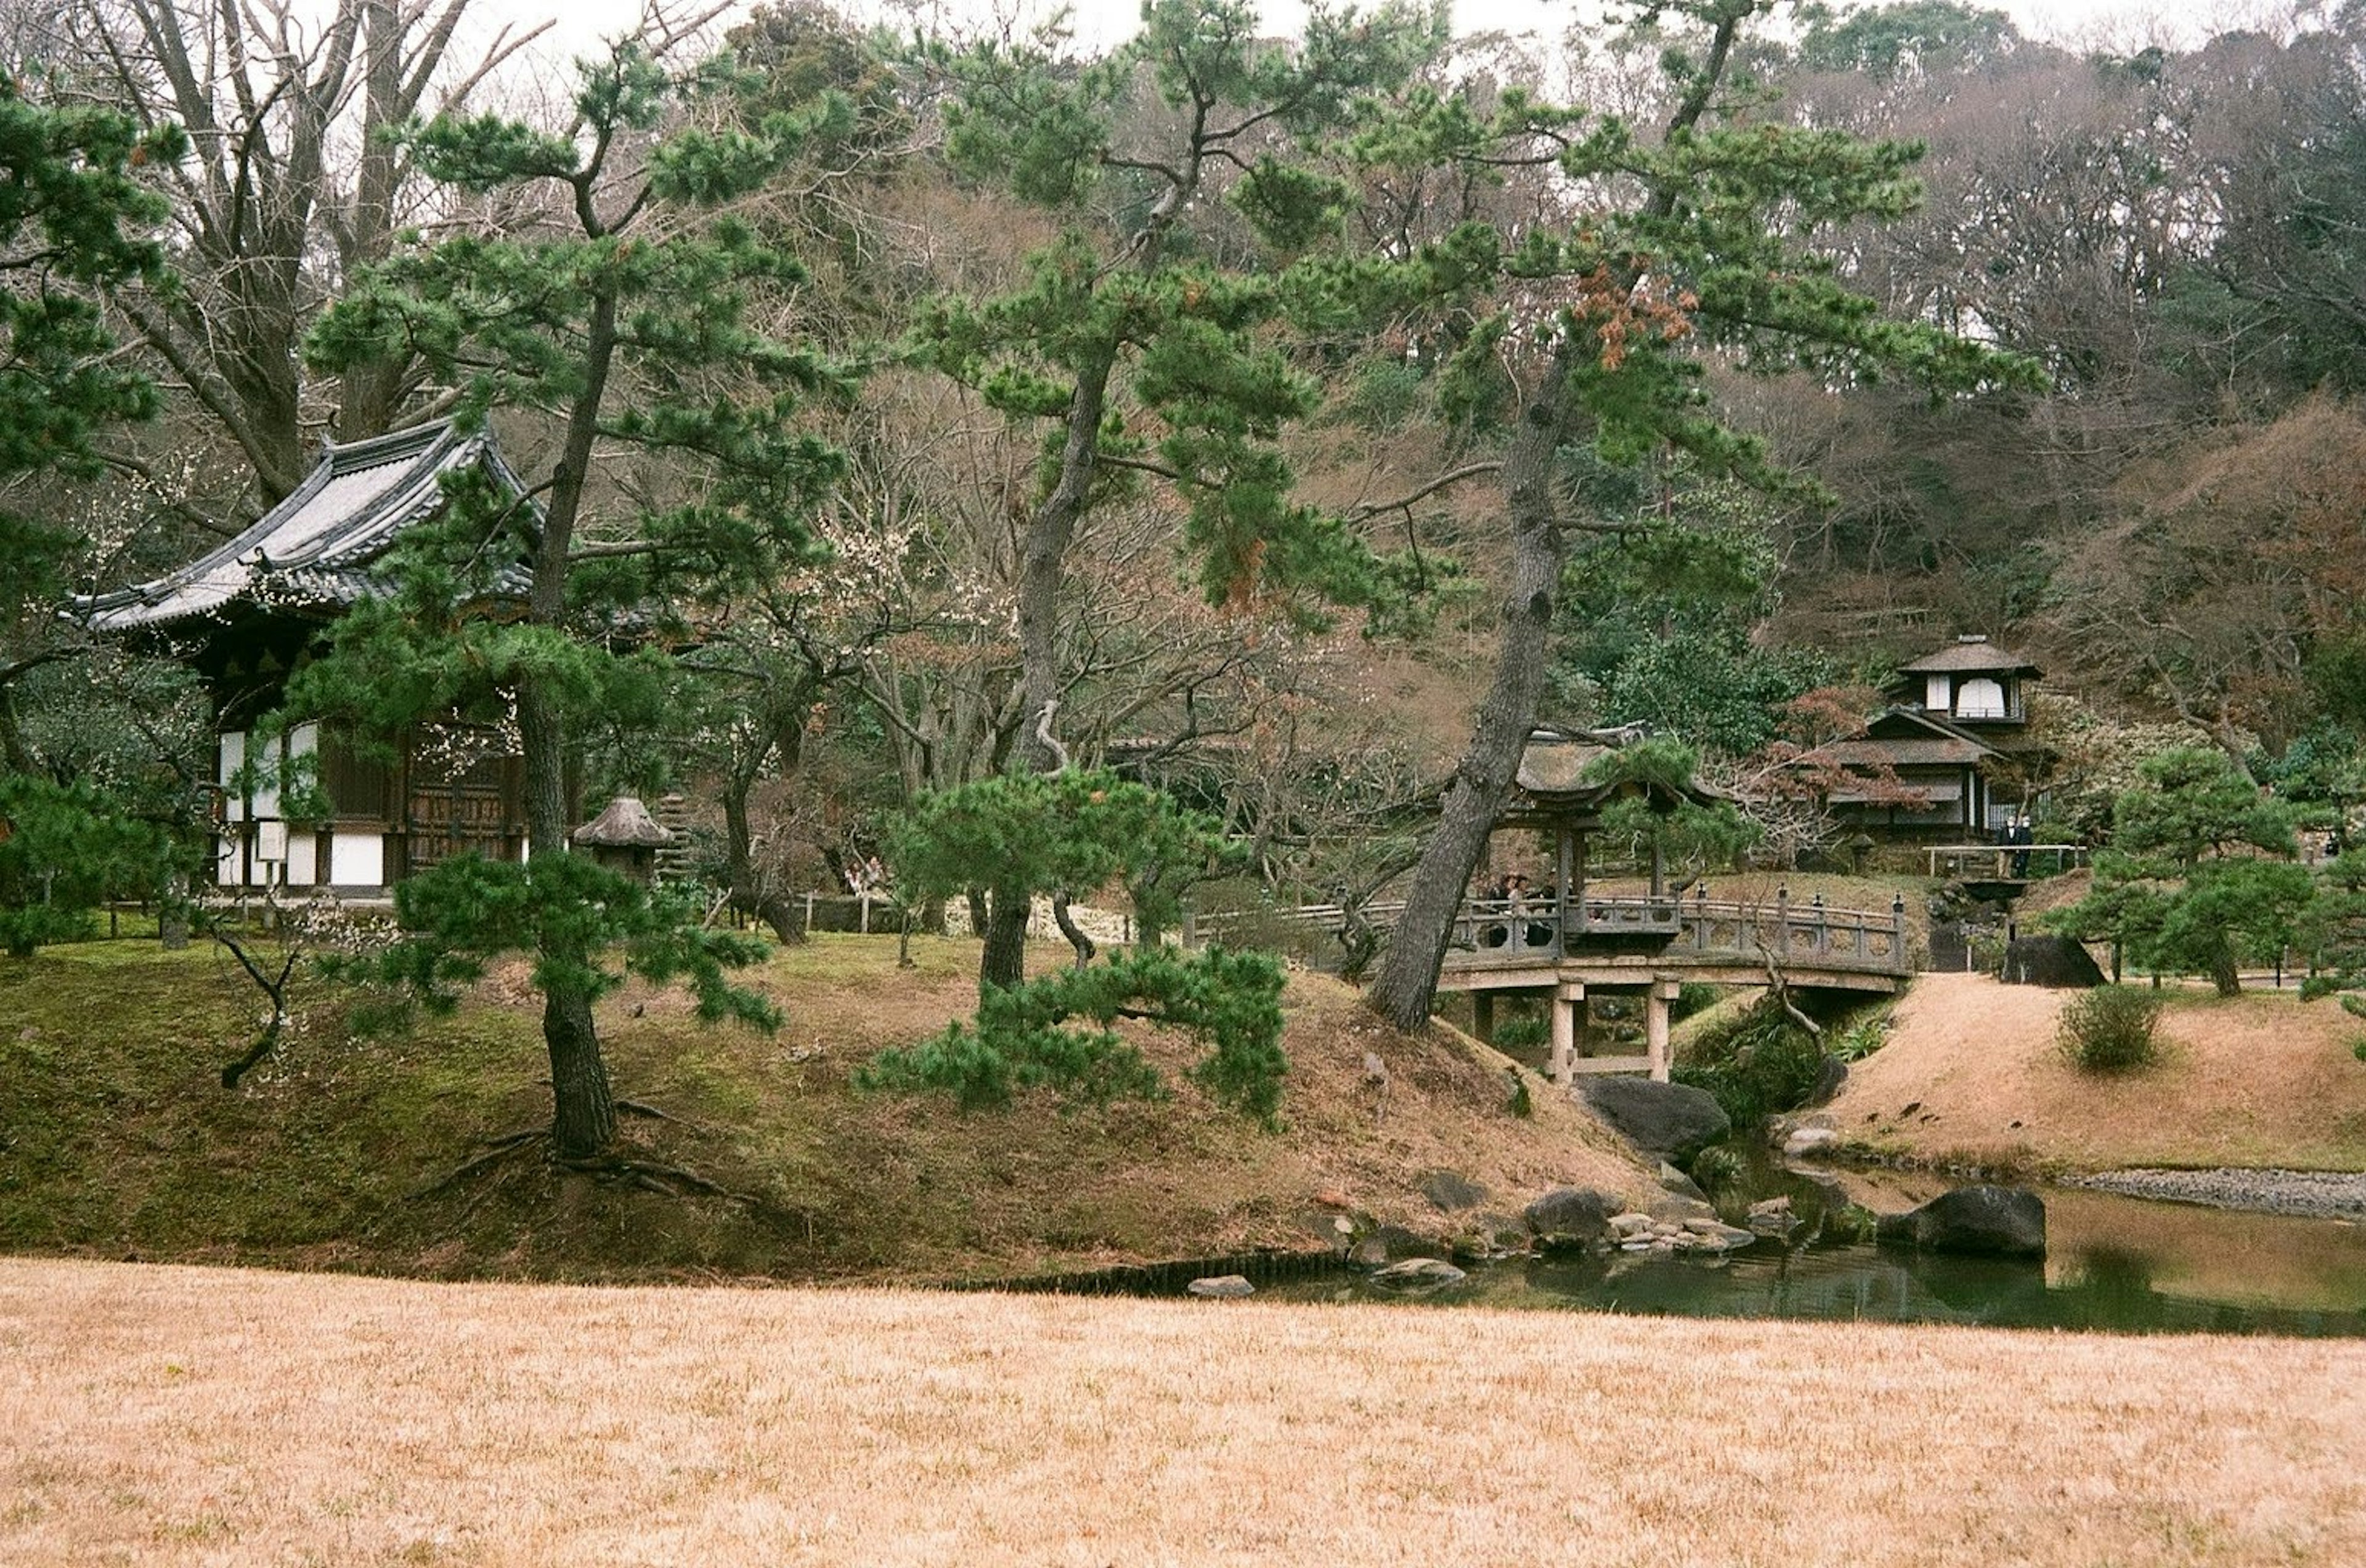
[571,795,676,848]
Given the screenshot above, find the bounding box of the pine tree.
[1,69,181,765]
[298,37,846,1158]
[1349,0,2042,1029]
[913,0,1443,985]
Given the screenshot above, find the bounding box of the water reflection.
[1254,1188,2366,1338]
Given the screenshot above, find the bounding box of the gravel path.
[2067,1167,2366,1221]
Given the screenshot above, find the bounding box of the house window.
[1956,677,2006,718]
[1924,674,1950,710]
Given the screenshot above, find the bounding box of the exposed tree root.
[614,1098,696,1126]
[409,1129,547,1200]
[407,1124,784,1224]
[549,1154,768,1209]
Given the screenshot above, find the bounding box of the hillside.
[1826,972,2366,1175]
[0,936,1649,1284]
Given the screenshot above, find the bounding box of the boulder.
[1187,1274,1254,1299]
[1577,1078,1731,1166]
[1522,1187,1615,1239]
[1783,1126,1840,1159]
[1999,935,2107,989]
[1876,1185,2047,1258]
[1657,1162,1709,1202]
[1370,1257,1468,1290]
[1805,1052,1849,1107]
[1420,1169,1489,1213]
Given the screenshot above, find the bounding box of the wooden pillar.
[1472,991,1496,1043]
[1555,824,1572,953]
[1550,980,1583,1086]
[1650,837,1665,898]
[1646,977,1679,1084]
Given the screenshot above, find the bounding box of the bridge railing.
[1925,843,2085,880]
[1188,890,1912,977]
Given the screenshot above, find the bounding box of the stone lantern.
[570,795,676,884]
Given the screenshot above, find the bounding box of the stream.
[1249,1171,2366,1336]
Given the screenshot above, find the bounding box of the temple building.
[79,421,534,894]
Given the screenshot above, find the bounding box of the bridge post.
[1550,980,1583,1086]
[1646,977,1679,1083]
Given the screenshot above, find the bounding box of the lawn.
[2,1257,2360,1567]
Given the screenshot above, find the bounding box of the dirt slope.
[1828,972,2366,1173]
[0,936,1650,1283]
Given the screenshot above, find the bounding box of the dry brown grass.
[4,1259,2362,1567]
[1829,972,2366,1172]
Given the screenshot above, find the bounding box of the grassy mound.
[1826,972,2366,1174]
[0,936,1648,1283]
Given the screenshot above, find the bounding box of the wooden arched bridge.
[1189,728,1916,1087]
[1437,885,1911,1084]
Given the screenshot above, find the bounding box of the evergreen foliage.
[877,767,1280,1118]
[327,853,777,1037]
[1673,995,1826,1127]
[2054,985,2164,1074]
[0,72,179,505]
[1578,739,1761,872]
[885,767,1232,992]
[860,946,1287,1124]
[2046,747,2317,996]
[1551,484,1837,754]
[295,35,847,1158]
[0,775,171,956]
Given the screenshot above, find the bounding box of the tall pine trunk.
[980,884,1029,989]
[1367,358,1572,1031]
[521,285,620,1158]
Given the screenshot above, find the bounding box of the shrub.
[2056,985,2165,1073]
[1831,1014,1889,1063]
[1673,998,1826,1126]
[1490,1014,1549,1052]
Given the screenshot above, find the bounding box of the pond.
[1246,1180,2366,1338]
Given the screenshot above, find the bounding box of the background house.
[1826,635,2046,840]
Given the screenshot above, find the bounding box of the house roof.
[1503,726,1731,820]
[1826,707,2000,770]
[81,420,532,634]
[1898,634,2043,677]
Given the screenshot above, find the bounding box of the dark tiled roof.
[81,421,532,632]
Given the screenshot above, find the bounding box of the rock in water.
[1523,1187,1614,1238]
[1370,1257,1467,1290]
[1187,1275,1255,1298]
[1577,1078,1731,1165]
[1783,1126,1840,1158]
[1875,1185,2047,1258]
